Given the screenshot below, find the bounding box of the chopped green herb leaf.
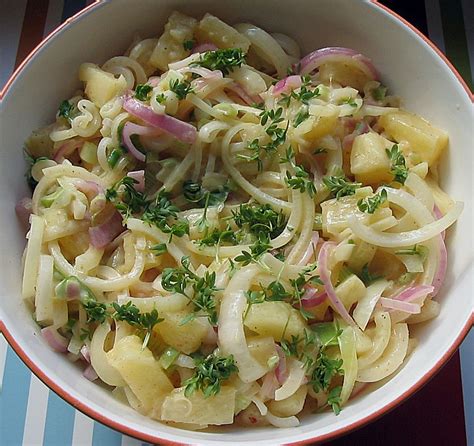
[322,175,362,199]
[193,48,245,75]
[386,144,408,184]
[169,78,193,100]
[357,188,388,214]
[183,39,195,51]
[135,84,153,101]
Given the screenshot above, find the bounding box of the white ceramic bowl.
[1,1,472,444]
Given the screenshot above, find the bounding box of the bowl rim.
[0,1,472,444]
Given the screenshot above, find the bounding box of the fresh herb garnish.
[58,100,76,121]
[169,78,193,100]
[82,300,108,324]
[395,244,428,261]
[371,85,387,102]
[196,226,238,247]
[235,234,272,266]
[183,354,238,398]
[193,48,245,75]
[293,108,310,127]
[161,256,219,325]
[386,144,408,184]
[359,264,382,286]
[112,301,163,348]
[106,177,189,239]
[278,75,320,106]
[322,174,362,199]
[183,39,195,51]
[357,188,388,214]
[281,147,316,197]
[150,243,168,256]
[135,84,153,101]
[232,203,286,239]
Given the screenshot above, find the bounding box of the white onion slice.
[274,359,305,401]
[218,265,267,383]
[265,410,300,428]
[353,280,389,331]
[349,202,463,248]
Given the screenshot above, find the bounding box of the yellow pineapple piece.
[107,335,173,414]
[244,301,307,341]
[350,132,393,184]
[78,63,127,107]
[195,14,250,51]
[379,110,448,166]
[156,310,208,354]
[150,12,197,71]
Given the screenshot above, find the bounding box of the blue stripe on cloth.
[0,347,31,446]
[61,0,87,22]
[43,390,76,446]
[92,421,123,446]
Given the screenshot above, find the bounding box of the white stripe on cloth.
[424,0,446,53]
[43,0,66,38]
[0,335,8,390]
[72,410,95,446]
[22,374,50,446]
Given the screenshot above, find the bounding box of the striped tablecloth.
[0,1,472,445]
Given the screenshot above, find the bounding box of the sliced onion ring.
[41,326,68,352]
[380,298,420,314]
[349,202,463,248]
[299,47,379,80]
[318,241,355,326]
[123,97,197,145]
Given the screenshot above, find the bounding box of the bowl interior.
[1,0,472,444]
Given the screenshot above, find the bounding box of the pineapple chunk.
[156,310,208,354]
[107,335,173,414]
[195,14,250,51]
[297,105,338,142]
[244,301,307,341]
[350,132,393,184]
[335,275,366,310]
[79,63,127,107]
[25,124,55,158]
[247,336,278,369]
[150,12,197,71]
[268,385,307,417]
[379,110,448,166]
[321,196,370,237]
[160,386,236,425]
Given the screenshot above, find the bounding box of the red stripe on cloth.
[15,0,49,68]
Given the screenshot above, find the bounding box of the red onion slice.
[80,344,91,363]
[260,371,279,399]
[299,47,379,80]
[15,197,33,229]
[274,345,289,384]
[433,205,445,240]
[83,364,98,381]
[380,298,420,314]
[53,138,84,162]
[317,241,355,326]
[191,43,218,54]
[41,326,68,352]
[74,180,104,200]
[342,121,370,152]
[301,289,327,308]
[122,122,162,162]
[226,83,262,105]
[89,211,124,249]
[392,285,435,302]
[123,97,197,145]
[127,170,145,192]
[272,75,302,96]
[298,232,320,266]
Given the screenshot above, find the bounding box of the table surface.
[0,1,472,445]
